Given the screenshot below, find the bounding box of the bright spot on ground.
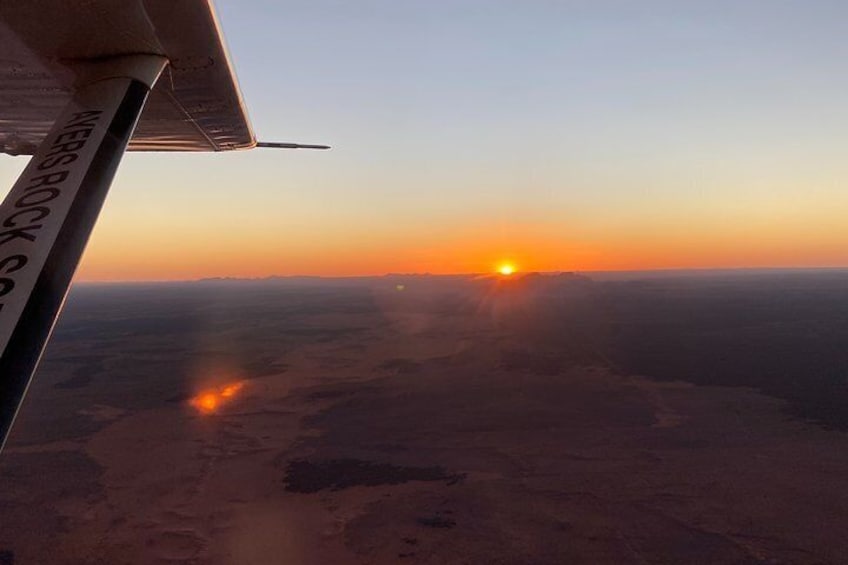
[190,381,246,414]
[498,263,516,276]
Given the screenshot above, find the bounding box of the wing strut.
[0,54,167,452]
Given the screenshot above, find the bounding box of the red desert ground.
[3,271,848,563]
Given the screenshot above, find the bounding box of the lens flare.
[197,393,219,411]
[190,381,246,414]
[220,382,244,398]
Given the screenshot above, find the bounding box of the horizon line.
[73,265,848,285]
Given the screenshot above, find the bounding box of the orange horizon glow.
[75,253,848,282]
[75,221,848,282]
[74,200,848,282]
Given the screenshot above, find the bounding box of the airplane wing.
[0,1,324,451]
[0,1,255,155]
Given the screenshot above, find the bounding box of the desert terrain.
[2,271,848,564]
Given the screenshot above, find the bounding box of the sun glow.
[190,381,246,414]
[498,263,516,276]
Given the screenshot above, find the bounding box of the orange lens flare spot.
[189,381,246,414]
[220,382,244,398]
[197,393,219,412]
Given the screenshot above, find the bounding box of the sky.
[3,0,848,280]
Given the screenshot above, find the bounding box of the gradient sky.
[2,0,848,280]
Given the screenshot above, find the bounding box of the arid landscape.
[2,271,848,564]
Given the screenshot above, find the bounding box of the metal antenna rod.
[256,141,330,150]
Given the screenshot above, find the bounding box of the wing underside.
[0,0,256,155]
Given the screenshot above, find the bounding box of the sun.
[498,263,516,276]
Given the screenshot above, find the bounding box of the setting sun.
[498,263,516,276]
